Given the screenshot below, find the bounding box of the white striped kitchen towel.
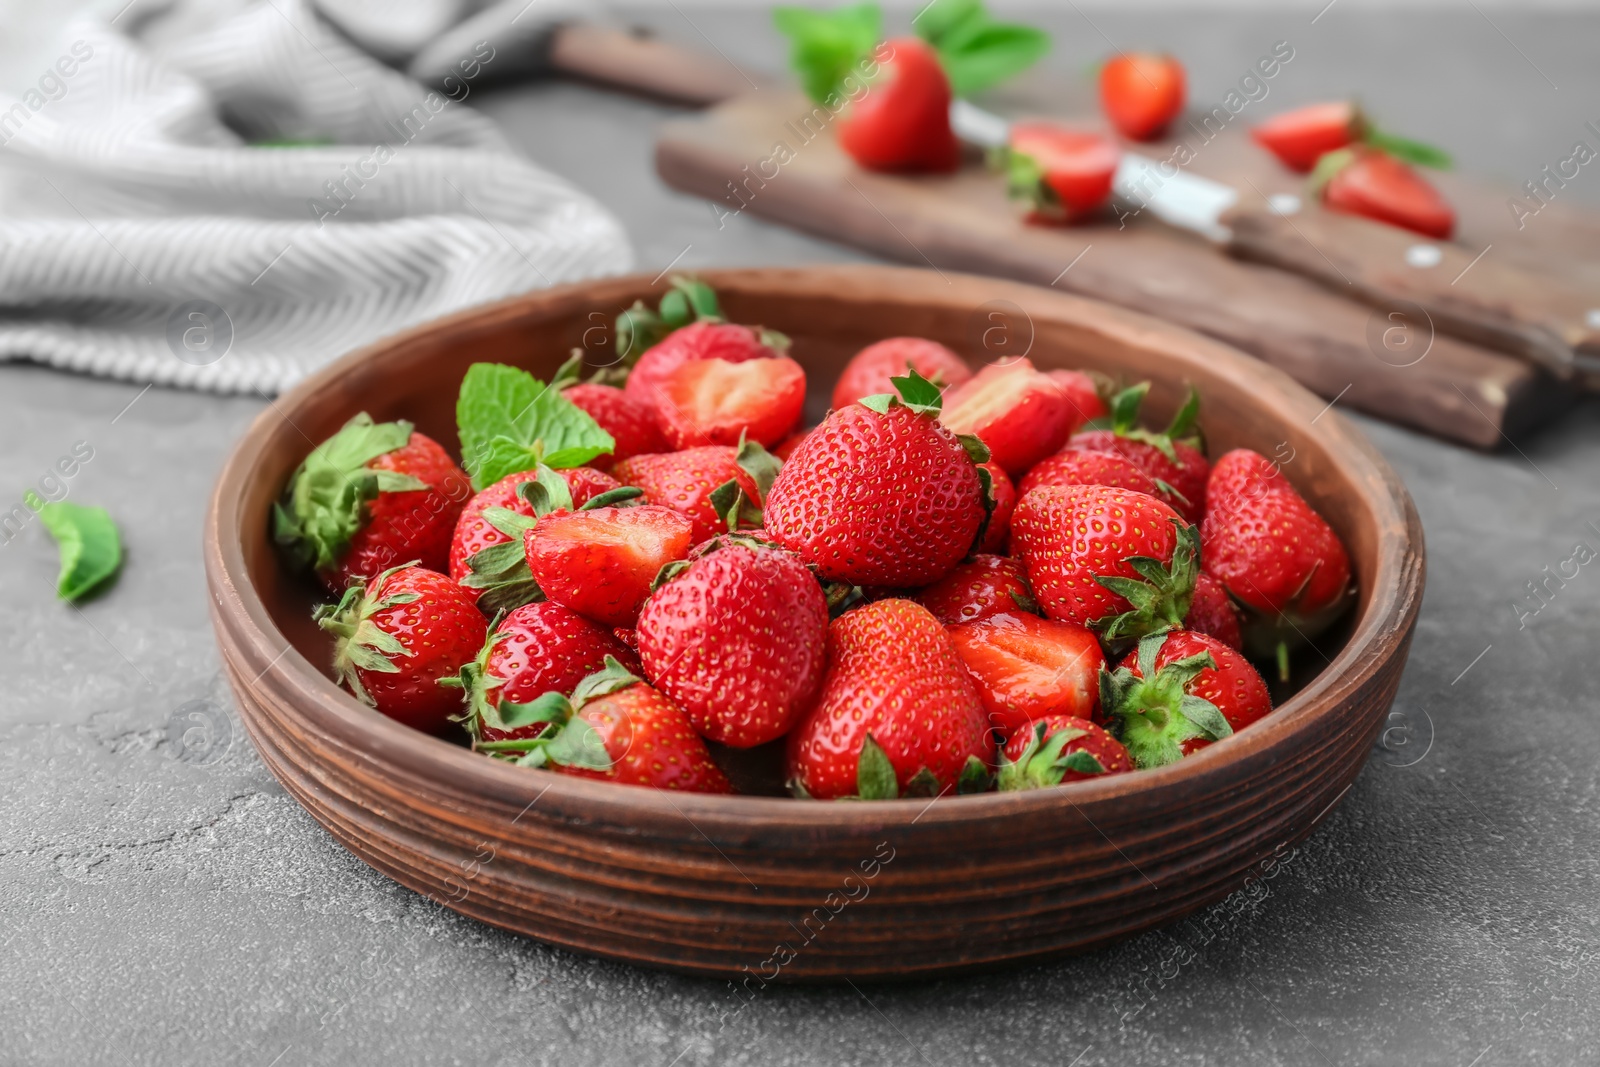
[0,0,632,395]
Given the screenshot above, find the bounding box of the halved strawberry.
[832,337,972,410]
[1005,123,1120,223]
[1314,147,1455,240]
[482,657,734,793]
[623,320,785,421]
[948,611,1106,739]
[523,505,693,626]
[452,601,639,744]
[1069,382,1208,521]
[915,554,1036,627]
[1104,630,1271,768]
[997,715,1133,790]
[657,355,806,450]
[1252,101,1361,172]
[941,358,1075,476]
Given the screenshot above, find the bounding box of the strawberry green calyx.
[1003,148,1061,219]
[850,735,976,800]
[481,656,642,771]
[858,367,946,417]
[313,562,422,705]
[997,721,1104,791]
[709,433,782,533]
[460,506,545,615]
[1097,381,1203,465]
[1101,633,1232,770]
[273,413,428,572]
[613,275,724,367]
[1092,520,1201,643]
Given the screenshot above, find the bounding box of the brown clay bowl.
[204,265,1424,982]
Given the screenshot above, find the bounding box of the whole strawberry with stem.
[275,413,471,593]
[452,466,641,614]
[638,537,828,748]
[915,554,1037,627]
[613,437,780,544]
[1102,630,1271,769]
[1070,382,1208,522]
[1201,448,1353,677]
[997,715,1133,790]
[1011,483,1199,643]
[315,563,487,734]
[483,657,734,794]
[785,599,993,800]
[451,601,639,744]
[765,369,987,588]
[832,336,972,410]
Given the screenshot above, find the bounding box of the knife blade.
[951,100,1600,379]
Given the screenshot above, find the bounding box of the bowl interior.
[233,265,1403,796]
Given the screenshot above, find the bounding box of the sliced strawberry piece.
[523,505,693,626]
[941,358,1074,476]
[948,611,1106,739]
[657,355,806,450]
[977,460,1015,553]
[1317,148,1455,239]
[1251,101,1361,172]
[1006,123,1120,222]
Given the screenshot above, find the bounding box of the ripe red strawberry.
[492,657,734,793]
[523,505,693,626]
[1005,123,1120,222]
[1252,101,1361,172]
[1186,571,1242,651]
[315,563,487,734]
[657,355,806,450]
[1011,483,1198,642]
[1104,631,1271,768]
[561,382,667,469]
[1099,52,1185,140]
[977,460,1015,553]
[764,371,985,587]
[275,413,471,593]
[638,540,828,747]
[623,321,784,422]
[786,599,993,799]
[1047,368,1109,431]
[941,358,1075,476]
[997,715,1133,790]
[773,430,811,462]
[915,554,1036,627]
[1018,448,1158,499]
[837,38,961,173]
[612,439,778,544]
[1316,147,1454,239]
[831,337,972,410]
[454,601,638,743]
[449,466,634,613]
[948,611,1106,739]
[1069,382,1209,521]
[1201,449,1353,673]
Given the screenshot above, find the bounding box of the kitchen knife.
[952,100,1600,379]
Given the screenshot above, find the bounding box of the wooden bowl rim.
[205,264,1423,832]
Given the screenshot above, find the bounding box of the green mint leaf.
[855,733,900,800]
[37,502,122,602]
[1364,128,1453,170]
[456,363,614,490]
[773,3,882,105]
[914,0,983,46]
[938,22,1050,98]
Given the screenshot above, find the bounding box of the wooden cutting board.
[655,90,1582,449]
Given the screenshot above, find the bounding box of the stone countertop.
[2,6,1598,1065]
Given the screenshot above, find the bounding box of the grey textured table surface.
[3,6,1599,1065]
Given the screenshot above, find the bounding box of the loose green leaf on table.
[37,501,123,602]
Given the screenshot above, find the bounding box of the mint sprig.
[915,0,1050,99]
[773,3,882,105]
[456,363,614,491]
